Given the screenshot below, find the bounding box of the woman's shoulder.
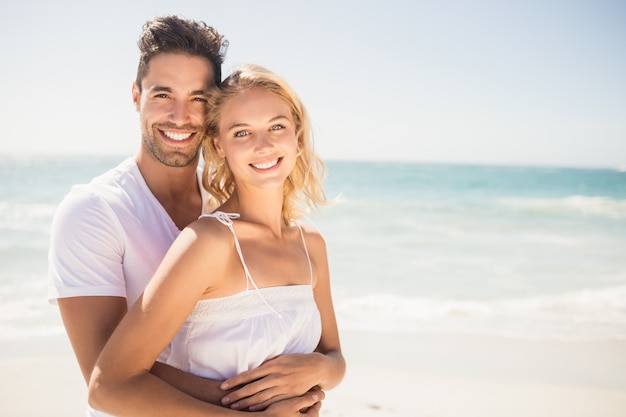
[296,221,327,251]
[180,212,238,249]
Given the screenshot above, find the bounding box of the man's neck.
[135,153,203,230]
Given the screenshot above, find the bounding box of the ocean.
[1,155,625,343]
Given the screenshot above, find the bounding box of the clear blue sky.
[1,0,624,168]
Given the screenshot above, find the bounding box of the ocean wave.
[0,294,65,340]
[0,323,65,340]
[335,286,626,341]
[0,201,56,231]
[497,195,626,219]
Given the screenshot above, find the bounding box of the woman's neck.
[220,186,287,236]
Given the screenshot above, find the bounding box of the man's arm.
[50,188,230,407]
[58,296,226,405]
[58,296,126,384]
[151,362,226,404]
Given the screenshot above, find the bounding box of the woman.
[88,64,345,417]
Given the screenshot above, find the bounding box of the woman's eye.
[234,130,249,138]
[271,124,285,131]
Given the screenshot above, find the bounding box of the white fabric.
[47,157,209,417]
[166,286,322,380]
[163,211,322,380]
[48,157,209,307]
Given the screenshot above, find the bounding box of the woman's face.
[214,87,298,191]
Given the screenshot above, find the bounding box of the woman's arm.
[309,227,347,388]
[88,220,238,416]
[220,227,346,411]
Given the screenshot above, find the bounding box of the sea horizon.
[1,154,625,343]
[2,150,624,172]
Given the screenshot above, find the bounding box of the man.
[48,15,322,417]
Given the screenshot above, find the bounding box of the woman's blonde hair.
[202,64,326,223]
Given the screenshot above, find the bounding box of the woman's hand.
[220,353,326,411]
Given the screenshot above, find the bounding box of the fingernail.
[221,396,230,404]
[230,403,240,410]
[312,394,319,401]
[220,382,230,390]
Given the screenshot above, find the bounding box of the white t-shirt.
[47,157,210,417]
[48,157,209,306]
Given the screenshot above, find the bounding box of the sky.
[1,0,625,168]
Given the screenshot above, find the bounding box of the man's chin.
[162,152,200,168]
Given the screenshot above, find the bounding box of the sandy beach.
[2,329,626,417]
[323,331,626,417]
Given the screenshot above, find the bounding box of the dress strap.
[199,211,240,225]
[198,211,280,316]
[295,224,314,285]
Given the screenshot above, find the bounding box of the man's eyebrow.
[146,85,172,93]
[146,86,208,96]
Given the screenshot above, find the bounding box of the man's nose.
[169,100,191,125]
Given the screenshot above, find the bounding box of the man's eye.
[155,94,168,99]
[193,97,208,103]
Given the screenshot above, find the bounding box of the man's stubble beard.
[143,125,204,168]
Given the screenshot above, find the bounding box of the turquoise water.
[1,155,625,341]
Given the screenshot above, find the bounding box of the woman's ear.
[213,137,226,158]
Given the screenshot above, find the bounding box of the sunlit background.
[1,0,624,168]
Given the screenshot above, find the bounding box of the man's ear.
[132,82,141,111]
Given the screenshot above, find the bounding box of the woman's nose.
[254,131,274,152]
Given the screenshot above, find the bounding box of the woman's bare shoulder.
[297,222,327,252]
[179,214,236,253]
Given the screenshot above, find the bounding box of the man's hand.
[262,388,324,417]
[220,353,326,411]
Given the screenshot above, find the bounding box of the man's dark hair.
[136,15,228,91]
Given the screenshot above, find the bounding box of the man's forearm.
[150,361,229,405]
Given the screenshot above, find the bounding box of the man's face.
[133,53,214,168]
